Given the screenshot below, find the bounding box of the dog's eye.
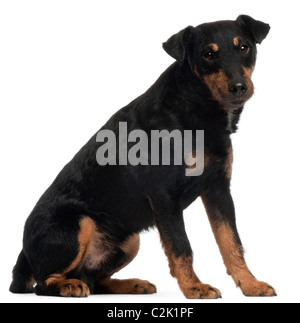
[240,45,249,55]
[203,51,214,61]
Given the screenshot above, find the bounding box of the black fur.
[10,15,274,298]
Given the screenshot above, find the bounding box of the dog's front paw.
[240,279,276,297]
[181,283,222,299]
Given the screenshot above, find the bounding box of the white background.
[0,0,299,303]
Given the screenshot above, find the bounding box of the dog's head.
[163,15,270,109]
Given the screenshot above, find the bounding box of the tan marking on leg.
[95,233,153,294]
[161,239,221,299]
[44,216,112,296]
[59,216,111,273]
[64,217,95,273]
[120,233,140,259]
[209,220,276,296]
[98,278,156,294]
[45,276,90,297]
[112,233,140,274]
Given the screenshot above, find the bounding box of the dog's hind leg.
[95,234,157,294]
[10,250,35,293]
[34,216,95,297]
[96,277,157,294]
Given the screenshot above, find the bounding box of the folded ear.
[236,15,270,44]
[163,26,194,63]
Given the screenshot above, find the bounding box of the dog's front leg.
[154,210,221,299]
[201,185,276,297]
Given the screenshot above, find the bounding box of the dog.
[10,15,276,298]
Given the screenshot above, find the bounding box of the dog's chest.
[180,156,227,207]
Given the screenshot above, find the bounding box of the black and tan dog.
[10,15,276,298]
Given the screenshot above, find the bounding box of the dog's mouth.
[201,68,254,109]
[223,93,253,109]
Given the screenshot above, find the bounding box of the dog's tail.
[9,250,35,293]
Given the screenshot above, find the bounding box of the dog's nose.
[229,82,248,96]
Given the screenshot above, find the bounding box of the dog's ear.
[163,26,194,63]
[236,15,270,44]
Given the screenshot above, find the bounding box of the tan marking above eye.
[233,37,240,46]
[208,43,219,52]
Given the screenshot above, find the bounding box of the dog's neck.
[175,62,245,134]
[154,62,244,134]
